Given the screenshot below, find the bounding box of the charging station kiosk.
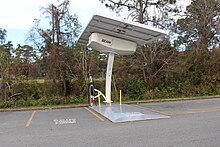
[78,14,170,122]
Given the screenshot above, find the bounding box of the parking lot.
[1,98,220,147]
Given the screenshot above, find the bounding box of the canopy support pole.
[104,52,115,104]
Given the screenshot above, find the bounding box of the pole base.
[90,104,170,123]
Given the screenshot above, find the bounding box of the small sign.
[53,118,76,125]
[101,38,112,46]
[101,38,112,44]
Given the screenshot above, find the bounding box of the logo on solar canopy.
[101,38,112,46]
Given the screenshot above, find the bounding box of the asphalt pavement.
[1,98,220,147]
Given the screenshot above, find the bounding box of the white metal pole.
[105,52,115,104]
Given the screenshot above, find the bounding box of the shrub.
[9,77,42,102]
[127,78,146,100]
[69,95,86,104]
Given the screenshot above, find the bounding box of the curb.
[1,95,220,112]
[123,95,220,104]
[0,104,89,112]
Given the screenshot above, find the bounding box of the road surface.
[0,98,220,147]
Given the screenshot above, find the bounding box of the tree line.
[0,0,220,108]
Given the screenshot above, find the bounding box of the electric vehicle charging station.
[78,14,170,122]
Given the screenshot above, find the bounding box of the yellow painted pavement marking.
[84,107,105,122]
[135,104,220,117]
[166,106,220,116]
[169,111,197,116]
[189,106,220,111]
[25,111,36,128]
[135,104,199,117]
[134,104,172,116]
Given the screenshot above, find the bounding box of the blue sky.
[0,0,190,47]
[0,0,112,46]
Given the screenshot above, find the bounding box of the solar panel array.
[78,14,168,46]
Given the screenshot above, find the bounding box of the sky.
[0,0,191,47]
[0,0,114,46]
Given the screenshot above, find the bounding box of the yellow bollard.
[98,91,101,107]
[120,90,122,105]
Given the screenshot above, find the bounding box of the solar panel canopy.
[78,13,169,47]
[78,14,169,104]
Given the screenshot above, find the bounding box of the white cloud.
[0,0,55,29]
[0,0,112,30]
[71,0,114,29]
[0,0,112,44]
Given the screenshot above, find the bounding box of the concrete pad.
[90,104,170,123]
